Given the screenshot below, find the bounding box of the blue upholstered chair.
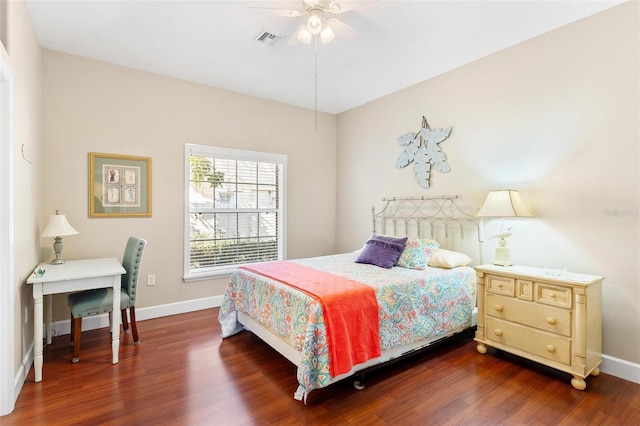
[68,236,146,362]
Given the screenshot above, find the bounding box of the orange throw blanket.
[240,261,381,377]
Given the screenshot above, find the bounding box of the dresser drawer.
[486,275,515,296]
[535,283,572,308]
[486,317,571,365]
[516,279,533,301]
[486,294,571,336]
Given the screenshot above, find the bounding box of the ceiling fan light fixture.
[307,10,323,35]
[297,27,313,44]
[328,1,341,14]
[320,23,335,43]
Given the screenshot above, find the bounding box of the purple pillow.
[355,235,408,269]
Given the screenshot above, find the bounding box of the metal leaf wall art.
[395,116,452,189]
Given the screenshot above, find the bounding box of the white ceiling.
[25,0,623,114]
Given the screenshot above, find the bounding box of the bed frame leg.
[354,373,365,390]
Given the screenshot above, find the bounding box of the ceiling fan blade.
[248,7,305,17]
[325,1,344,16]
[327,17,359,39]
[334,8,389,39]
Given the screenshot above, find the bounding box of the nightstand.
[474,264,603,390]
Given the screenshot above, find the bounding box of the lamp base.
[50,237,65,265]
[492,247,513,267]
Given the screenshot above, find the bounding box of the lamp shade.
[307,10,323,35]
[476,190,533,218]
[41,210,78,237]
[320,23,335,44]
[296,26,312,44]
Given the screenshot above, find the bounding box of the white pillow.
[428,248,473,268]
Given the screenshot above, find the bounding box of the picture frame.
[89,152,152,218]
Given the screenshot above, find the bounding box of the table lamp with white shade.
[476,190,533,266]
[41,210,78,265]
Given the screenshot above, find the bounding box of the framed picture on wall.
[89,152,152,217]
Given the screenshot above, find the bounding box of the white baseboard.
[49,295,224,337]
[600,354,640,384]
[13,343,33,412]
[16,295,639,395]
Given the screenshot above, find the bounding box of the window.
[184,144,287,280]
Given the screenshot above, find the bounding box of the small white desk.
[26,258,126,382]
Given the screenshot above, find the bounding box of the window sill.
[183,268,235,282]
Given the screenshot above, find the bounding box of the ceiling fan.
[249,0,345,44]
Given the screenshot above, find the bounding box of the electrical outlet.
[147,274,156,286]
[24,306,29,324]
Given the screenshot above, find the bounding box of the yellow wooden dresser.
[474,264,603,390]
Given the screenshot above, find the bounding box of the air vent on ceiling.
[253,30,284,46]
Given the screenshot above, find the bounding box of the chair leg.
[70,312,74,347]
[72,317,82,363]
[121,309,129,334]
[129,307,139,345]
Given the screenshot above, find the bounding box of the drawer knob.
[546,317,557,325]
[494,304,504,312]
[494,329,503,337]
[550,293,557,298]
[546,345,556,353]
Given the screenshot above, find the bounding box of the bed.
[219,195,481,403]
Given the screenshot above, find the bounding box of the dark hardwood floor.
[3,308,639,425]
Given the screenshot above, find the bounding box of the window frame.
[183,144,287,281]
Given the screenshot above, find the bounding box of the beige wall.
[336,3,639,363]
[2,0,43,385]
[42,50,337,318]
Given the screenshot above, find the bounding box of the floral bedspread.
[219,252,475,395]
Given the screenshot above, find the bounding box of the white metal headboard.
[372,195,482,264]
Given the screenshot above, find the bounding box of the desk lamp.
[476,190,533,266]
[41,210,78,265]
